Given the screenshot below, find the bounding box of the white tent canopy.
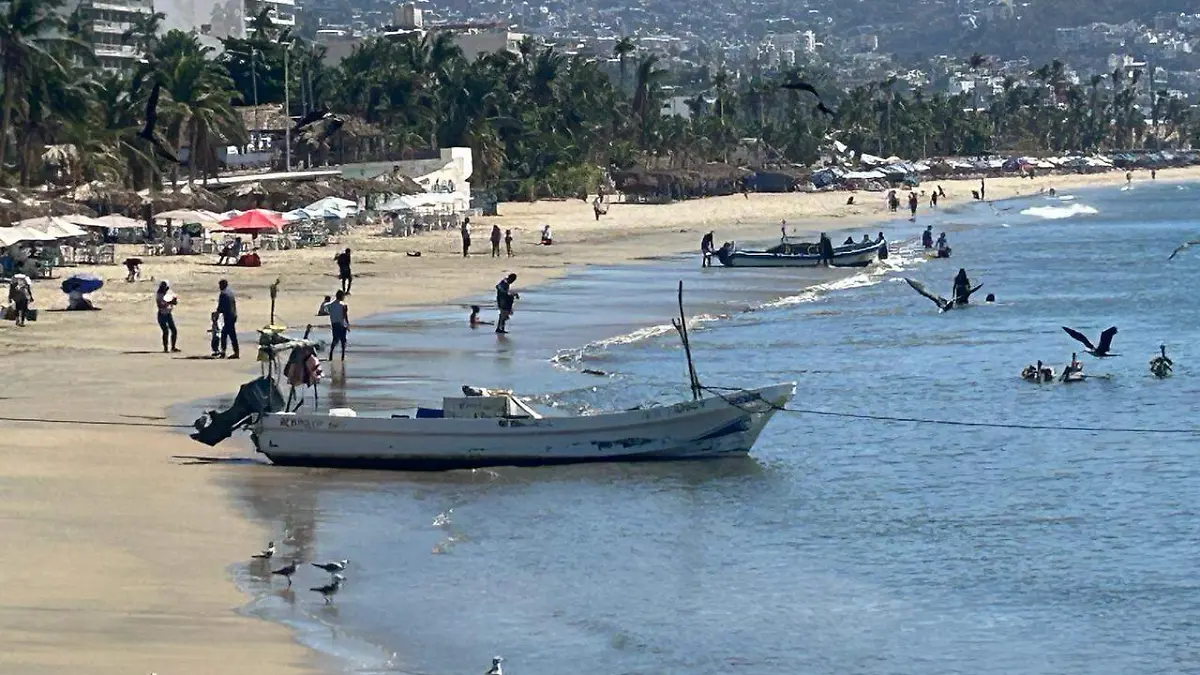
[154,209,223,225]
[94,214,146,229]
[16,216,88,239]
[0,225,58,247]
[378,192,460,212]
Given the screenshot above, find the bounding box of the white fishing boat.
[189,282,794,471]
[233,383,794,470]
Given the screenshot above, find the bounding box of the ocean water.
[225,181,1200,675]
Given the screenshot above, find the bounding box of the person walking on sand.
[461,217,471,257]
[495,273,519,334]
[930,190,939,208]
[215,279,239,359]
[490,225,502,257]
[334,248,353,294]
[8,274,32,327]
[327,290,349,361]
[504,229,514,257]
[155,281,179,353]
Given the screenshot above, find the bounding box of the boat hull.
[253,383,795,471]
[717,243,883,268]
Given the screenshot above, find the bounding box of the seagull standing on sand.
[310,574,344,604]
[251,541,275,560]
[272,561,300,586]
[486,656,504,675]
[312,559,349,576]
[1062,326,1119,357]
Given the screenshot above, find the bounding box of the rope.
[700,385,1200,435]
[0,415,192,430]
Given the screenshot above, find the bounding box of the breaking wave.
[552,242,925,370]
[1020,203,1099,220]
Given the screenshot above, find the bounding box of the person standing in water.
[495,273,519,333]
[700,231,715,267]
[334,248,353,294]
[908,191,918,218]
[979,178,986,201]
[930,190,939,208]
[155,281,179,353]
[818,232,834,266]
[469,305,493,328]
[327,290,349,361]
[922,225,934,249]
[490,225,502,257]
[953,268,972,305]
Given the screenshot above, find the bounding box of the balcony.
[93,43,141,58]
[90,1,152,14]
[90,19,130,33]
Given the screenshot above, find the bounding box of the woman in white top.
[155,281,179,352]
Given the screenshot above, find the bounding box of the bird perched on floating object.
[272,560,299,586]
[780,80,837,118]
[486,656,504,675]
[1062,326,1119,357]
[310,574,344,604]
[1169,239,1200,260]
[1150,345,1173,378]
[312,559,349,576]
[903,277,982,313]
[252,541,275,560]
[137,81,179,163]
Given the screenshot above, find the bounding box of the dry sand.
[0,167,1189,673]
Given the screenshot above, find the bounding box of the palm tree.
[0,0,82,182]
[157,31,246,184]
[612,36,635,91]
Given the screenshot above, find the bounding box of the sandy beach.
[0,166,1190,674]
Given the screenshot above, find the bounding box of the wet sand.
[0,168,1186,673]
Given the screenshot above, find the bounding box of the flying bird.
[781,79,837,117]
[1062,325,1119,357]
[292,107,330,133]
[312,559,349,575]
[486,656,504,675]
[1168,239,1200,260]
[319,116,345,142]
[137,81,179,163]
[272,560,299,586]
[251,541,275,560]
[904,277,981,312]
[310,574,344,604]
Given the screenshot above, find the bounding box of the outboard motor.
[191,377,285,446]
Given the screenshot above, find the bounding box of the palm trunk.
[187,123,198,184]
[0,67,16,185]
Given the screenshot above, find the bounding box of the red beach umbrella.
[217,208,285,233]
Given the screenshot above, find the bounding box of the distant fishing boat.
[715,238,885,268]
[190,283,795,471]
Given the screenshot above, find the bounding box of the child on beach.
[469,305,493,328]
[209,311,221,357]
[504,229,513,257]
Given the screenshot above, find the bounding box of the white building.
[77,0,152,70]
[450,29,526,60]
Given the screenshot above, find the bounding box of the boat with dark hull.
[715,238,885,268]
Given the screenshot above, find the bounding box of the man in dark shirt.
[335,248,352,294]
[216,279,239,359]
[700,231,714,267]
[495,273,518,334]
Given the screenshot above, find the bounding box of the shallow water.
[226,181,1200,675]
